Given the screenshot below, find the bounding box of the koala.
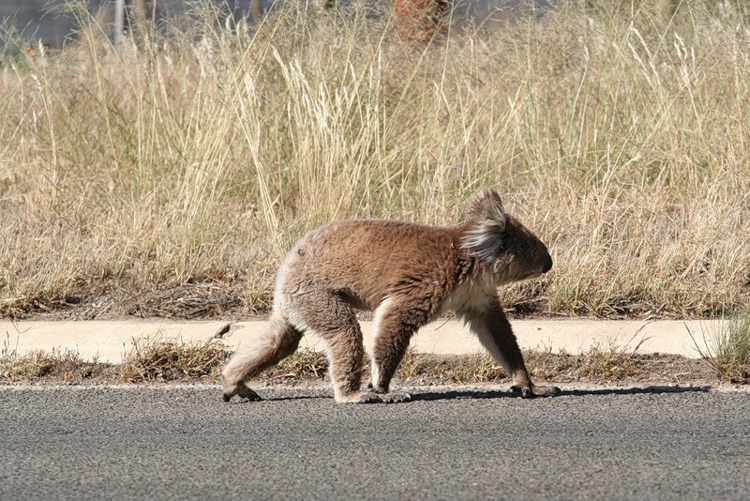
[222,188,559,403]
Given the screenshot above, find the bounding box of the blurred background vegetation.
[0,0,748,320]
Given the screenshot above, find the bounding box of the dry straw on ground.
[119,335,228,382]
[1,0,749,319]
[0,340,719,386]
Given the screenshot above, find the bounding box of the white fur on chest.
[439,278,498,315]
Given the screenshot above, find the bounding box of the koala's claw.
[356,392,412,404]
[223,385,262,403]
[381,392,412,403]
[357,393,384,404]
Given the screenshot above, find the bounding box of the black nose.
[542,255,553,274]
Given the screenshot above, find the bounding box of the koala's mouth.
[521,270,544,280]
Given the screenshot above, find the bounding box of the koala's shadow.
[233,385,713,404]
[409,385,713,402]
[257,395,329,402]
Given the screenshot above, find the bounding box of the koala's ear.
[462,188,508,259]
[481,187,503,206]
[467,188,507,231]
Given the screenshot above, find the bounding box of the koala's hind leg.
[463,302,560,398]
[222,314,302,402]
[289,291,379,403]
[303,294,373,403]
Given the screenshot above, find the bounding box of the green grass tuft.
[690,313,750,384]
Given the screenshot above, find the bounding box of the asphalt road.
[1,385,748,500]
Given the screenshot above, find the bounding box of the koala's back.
[276,220,463,311]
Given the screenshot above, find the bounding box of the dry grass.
[112,339,650,386]
[0,349,104,382]
[397,346,643,384]
[397,349,507,382]
[1,0,749,319]
[1,332,109,382]
[0,337,715,386]
[271,348,330,379]
[120,335,228,382]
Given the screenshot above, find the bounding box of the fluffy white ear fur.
[461,189,508,261]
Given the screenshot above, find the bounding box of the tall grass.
[1,0,749,318]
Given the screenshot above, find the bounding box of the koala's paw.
[222,384,262,402]
[379,392,412,403]
[510,384,561,398]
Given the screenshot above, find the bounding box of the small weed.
[525,347,574,380]
[689,313,750,384]
[120,336,229,383]
[1,346,104,383]
[395,344,645,384]
[396,351,507,383]
[576,344,640,382]
[396,348,435,379]
[272,349,329,379]
[461,354,507,383]
[1,328,106,382]
[526,342,644,383]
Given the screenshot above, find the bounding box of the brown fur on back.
[281,220,473,312]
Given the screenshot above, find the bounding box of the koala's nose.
[542,254,553,274]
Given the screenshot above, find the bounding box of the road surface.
[1,385,748,500]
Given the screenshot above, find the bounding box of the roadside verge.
[1,318,721,363]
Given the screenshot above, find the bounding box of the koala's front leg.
[463,302,560,398]
[366,295,434,403]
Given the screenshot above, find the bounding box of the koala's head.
[461,188,553,284]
